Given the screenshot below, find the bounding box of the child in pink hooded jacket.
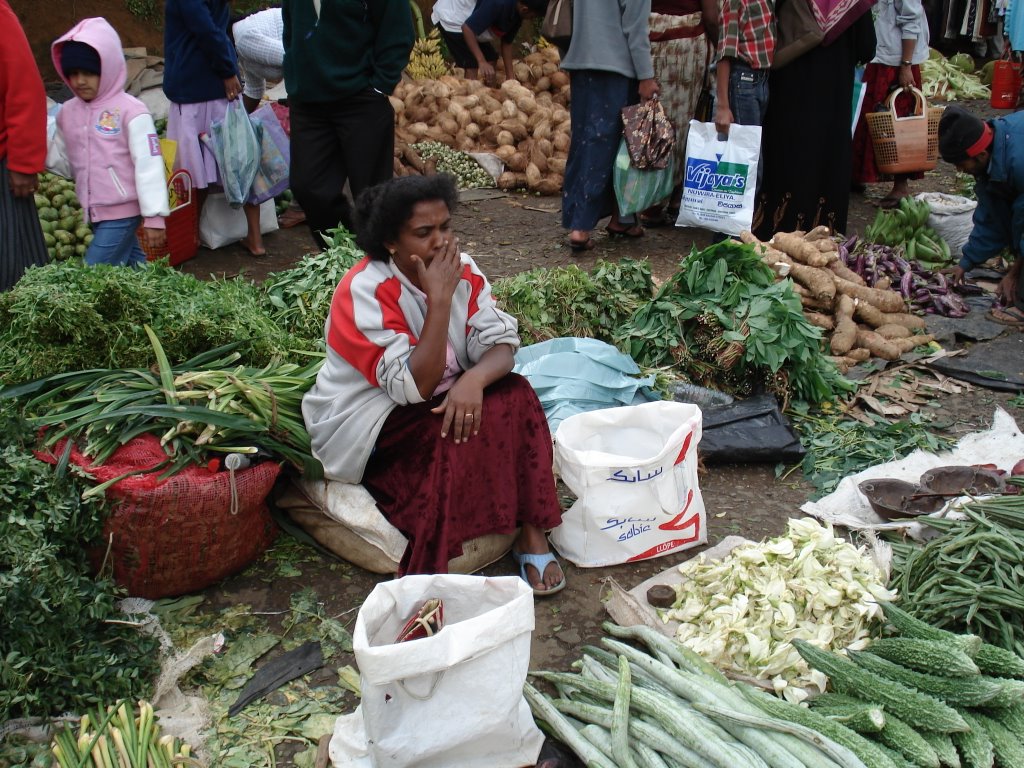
[48,17,169,266]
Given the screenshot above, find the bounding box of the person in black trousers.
[282,0,414,249]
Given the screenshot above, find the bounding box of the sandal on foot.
[605,223,645,238]
[877,196,904,210]
[512,549,566,597]
[568,236,595,253]
[988,305,1024,328]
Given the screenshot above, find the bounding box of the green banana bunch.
[865,197,952,268]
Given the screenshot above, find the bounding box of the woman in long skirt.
[0,0,49,291]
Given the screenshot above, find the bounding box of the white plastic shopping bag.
[551,401,707,567]
[198,193,278,249]
[329,574,543,768]
[675,120,761,237]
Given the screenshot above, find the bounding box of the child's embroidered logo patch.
[147,134,161,156]
[95,109,121,135]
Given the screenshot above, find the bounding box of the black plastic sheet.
[690,393,806,464]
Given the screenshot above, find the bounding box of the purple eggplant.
[900,271,915,297]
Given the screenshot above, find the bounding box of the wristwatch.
[901,60,913,66]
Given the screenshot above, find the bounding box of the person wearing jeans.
[282,0,414,250]
[86,216,147,267]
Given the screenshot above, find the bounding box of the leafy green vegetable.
[0,399,159,720]
[262,227,365,345]
[786,404,955,498]
[0,261,293,386]
[618,242,853,404]
[492,258,653,345]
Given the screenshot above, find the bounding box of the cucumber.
[866,638,980,677]
[878,603,983,657]
[793,641,969,733]
[849,651,1017,709]
[951,712,994,768]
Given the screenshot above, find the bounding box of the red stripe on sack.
[658,489,696,531]
[464,264,484,334]
[627,530,703,561]
[674,432,693,465]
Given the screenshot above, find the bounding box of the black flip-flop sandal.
[568,237,596,252]
[605,224,645,238]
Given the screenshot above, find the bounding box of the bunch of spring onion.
[51,700,196,768]
[661,517,896,701]
[0,326,324,482]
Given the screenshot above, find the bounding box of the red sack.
[39,435,279,598]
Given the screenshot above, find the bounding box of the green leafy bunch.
[262,227,366,345]
[492,258,654,345]
[0,261,293,386]
[618,241,853,403]
[0,400,159,720]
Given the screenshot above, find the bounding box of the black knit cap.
[938,105,989,164]
[61,41,102,77]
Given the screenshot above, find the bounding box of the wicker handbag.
[865,87,942,175]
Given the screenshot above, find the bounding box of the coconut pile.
[391,47,570,195]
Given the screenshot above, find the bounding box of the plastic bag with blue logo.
[612,138,675,217]
[675,120,761,237]
[205,99,260,208]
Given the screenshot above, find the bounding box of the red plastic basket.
[138,169,199,266]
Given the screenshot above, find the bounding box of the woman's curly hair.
[353,175,460,261]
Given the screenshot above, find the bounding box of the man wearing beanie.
[940,104,1024,326]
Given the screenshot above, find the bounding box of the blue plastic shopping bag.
[206,99,260,208]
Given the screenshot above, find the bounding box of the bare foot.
[239,236,266,256]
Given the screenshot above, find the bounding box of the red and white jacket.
[302,253,520,483]
[48,18,169,228]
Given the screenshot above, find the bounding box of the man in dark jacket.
[283,0,414,248]
[941,105,1024,326]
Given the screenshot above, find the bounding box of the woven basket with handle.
[865,87,942,175]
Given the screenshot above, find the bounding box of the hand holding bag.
[675,120,762,237]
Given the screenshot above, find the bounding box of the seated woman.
[301,174,566,595]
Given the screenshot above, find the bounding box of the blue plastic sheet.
[513,337,660,432]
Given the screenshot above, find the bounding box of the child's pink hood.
[51,17,127,104]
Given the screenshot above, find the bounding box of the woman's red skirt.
[362,373,563,575]
[852,63,924,184]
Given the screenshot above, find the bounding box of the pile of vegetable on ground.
[921,48,991,101]
[392,47,569,194]
[742,227,937,371]
[34,171,90,262]
[529,598,1024,768]
[660,517,895,702]
[887,490,1024,657]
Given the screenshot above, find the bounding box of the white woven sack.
[330,575,543,768]
[551,401,707,567]
[914,192,977,258]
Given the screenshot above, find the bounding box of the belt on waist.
[649,22,706,42]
